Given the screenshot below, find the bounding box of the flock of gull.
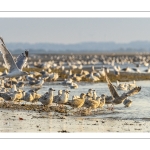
[0,37,142,115]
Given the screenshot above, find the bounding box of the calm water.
[24,80,150,121]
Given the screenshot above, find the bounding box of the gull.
[72,73,83,82]
[28,77,45,89]
[13,90,24,103]
[16,81,25,89]
[99,68,106,77]
[85,71,100,82]
[0,37,29,79]
[72,95,80,100]
[26,89,41,104]
[7,78,18,85]
[114,66,120,76]
[87,89,94,97]
[128,80,136,90]
[144,66,150,73]
[98,94,106,109]
[84,95,101,113]
[92,90,97,100]
[48,72,59,81]
[105,72,141,110]
[115,81,128,91]
[31,71,41,78]
[88,71,100,82]
[21,90,39,105]
[22,90,36,103]
[0,78,5,88]
[94,72,101,79]
[121,67,132,72]
[86,96,101,110]
[67,69,73,78]
[132,68,141,73]
[26,75,35,82]
[0,69,8,77]
[34,92,41,103]
[0,97,4,103]
[53,90,62,103]
[143,61,149,67]
[84,89,94,105]
[0,87,7,93]
[56,90,69,107]
[68,93,86,111]
[61,78,73,86]
[65,89,70,99]
[0,91,18,106]
[10,84,17,93]
[40,70,49,77]
[39,88,55,107]
[69,82,78,89]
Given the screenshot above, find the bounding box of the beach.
[0,108,149,133]
[0,80,148,133]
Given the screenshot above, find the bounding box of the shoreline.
[0,108,149,133]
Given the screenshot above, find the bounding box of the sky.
[1,18,150,44]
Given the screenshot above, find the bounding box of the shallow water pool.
[24,80,150,121]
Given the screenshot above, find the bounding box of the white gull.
[0,37,29,79]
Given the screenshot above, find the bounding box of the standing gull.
[56,90,69,107]
[68,93,86,111]
[0,91,18,106]
[39,88,55,107]
[0,37,29,79]
[98,94,106,109]
[53,90,62,103]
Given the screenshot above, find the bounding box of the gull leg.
[111,104,114,111]
[76,108,80,115]
[107,104,110,110]
[107,104,109,109]
[89,108,92,115]
[10,78,12,87]
[3,101,7,107]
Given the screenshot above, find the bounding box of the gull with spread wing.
[105,71,141,110]
[0,37,29,78]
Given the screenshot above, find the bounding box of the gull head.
[49,88,55,91]
[101,94,106,98]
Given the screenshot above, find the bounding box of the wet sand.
[0,108,149,133]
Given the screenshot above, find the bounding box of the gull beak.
[86,93,90,97]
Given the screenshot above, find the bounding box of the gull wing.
[105,72,120,99]
[16,50,28,70]
[0,37,6,45]
[0,37,19,72]
[125,86,141,97]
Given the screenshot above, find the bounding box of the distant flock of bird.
[0,37,142,114]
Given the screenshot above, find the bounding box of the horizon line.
[5,40,150,45]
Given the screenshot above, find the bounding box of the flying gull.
[0,37,29,78]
